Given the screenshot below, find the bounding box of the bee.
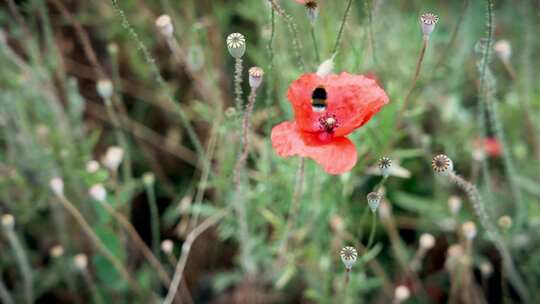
[311,86,327,112]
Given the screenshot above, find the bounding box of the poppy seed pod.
[339,246,358,270]
[226,33,246,59]
[304,1,318,24]
[432,154,453,175]
[248,67,264,89]
[420,13,439,39]
[367,192,382,213]
[155,14,174,38]
[377,156,392,178]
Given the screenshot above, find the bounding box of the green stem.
[333,0,354,55]
[366,214,377,249]
[310,25,320,63]
[145,181,160,258]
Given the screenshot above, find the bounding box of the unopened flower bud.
[102,146,124,171]
[50,245,64,258]
[155,14,174,37]
[86,160,100,174]
[419,233,435,250]
[462,221,477,240]
[161,239,174,254]
[339,246,358,270]
[74,254,88,270]
[248,67,264,89]
[394,285,411,303]
[494,40,511,62]
[143,172,155,186]
[226,33,246,58]
[96,79,113,99]
[480,261,493,277]
[89,184,107,203]
[1,214,15,229]
[498,215,512,229]
[316,55,335,77]
[49,177,64,197]
[448,195,462,215]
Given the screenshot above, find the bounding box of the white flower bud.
[494,40,511,62]
[74,254,88,270]
[448,195,462,215]
[480,261,493,277]
[50,245,64,258]
[394,285,411,303]
[143,172,155,186]
[248,67,264,89]
[1,214,15,229]
[102,146,124,171]
[89,184,107,203]
[86,160,100,173]
[96,79,113,99]
[49,177,64,197]
[419,233,435,250]
[316,55,335,77]
[226,33,246,58]
[462,221,477,240]
[155,14,174,38]
[161,239,174,254]
[498,215,512,229]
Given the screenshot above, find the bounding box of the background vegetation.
[1,0,539,303]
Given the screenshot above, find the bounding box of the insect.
[311,86,327,112]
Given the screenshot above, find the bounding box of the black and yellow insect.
[311,86,327,112]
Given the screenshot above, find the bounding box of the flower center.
[319,113,339,133]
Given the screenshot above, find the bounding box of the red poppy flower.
[271,72,389,174]
[474,137,502,158]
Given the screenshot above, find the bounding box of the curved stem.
[333,0,354,55]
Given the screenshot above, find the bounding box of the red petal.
[287,72,389,137]
[271,121,357,175]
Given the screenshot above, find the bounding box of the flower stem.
[310,25,320,63]
[2,225,33,304]
[0,274,13,304]
[447,172,530,302]
[333,0,354,56]
[144,181,160,258]
[79,269,105,304]
[366,213,377,249]
[55,195,141,293]
[279,157,305,260]
[234,57,244,111]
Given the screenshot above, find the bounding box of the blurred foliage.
[1,0,540,303]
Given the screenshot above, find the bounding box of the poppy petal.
[271,121,357,175]
[287,72,389,137]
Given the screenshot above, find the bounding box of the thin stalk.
[144,181,160,258]
[332,0,354,55]
[54,195,141,292]
[164,209,228,304]
[366,214,377,249]
[278,157,305,260]
[364,0,376,63]
[2,226,33,304]
[103,96,132,181]
[0,275,13,304]
[97,200,171,287]
[110,0,206,162]
[265,7,276,132]
[394,38,428,130]
[310,25,320,63]
[232,87,260,274]
[446,171,530,302]
[79,269,105,304]
[267,0,306,70]
[234,58,244,111]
